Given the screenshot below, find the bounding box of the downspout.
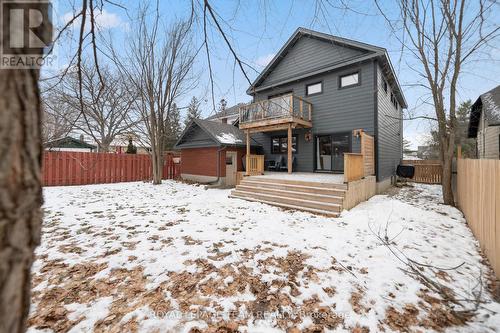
[206,146,226,187]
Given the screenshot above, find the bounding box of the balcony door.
[315,133,350,172]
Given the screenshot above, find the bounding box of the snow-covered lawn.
[29,181,499,332]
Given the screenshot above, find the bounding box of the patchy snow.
[28,181,500,332]
[216,132,243,144]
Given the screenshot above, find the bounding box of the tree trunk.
[150,134,163,185]
[440,136,455,206]
[153,150,163,185]
[0,69,43,332]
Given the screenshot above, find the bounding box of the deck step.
[240,180,347,196]
[229,193,340,217]
[236,185,344,204]
[231,190,342,212]
[246,176,347,189]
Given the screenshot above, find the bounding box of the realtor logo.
[1,0,53,68]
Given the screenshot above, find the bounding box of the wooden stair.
[230,176,347,217]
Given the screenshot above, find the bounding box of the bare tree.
[111,3,197,184]
[41,90,77,143]
[375,0,499,205]
[49,63,138,152]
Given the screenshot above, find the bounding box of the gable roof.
[174,118,260,149]
[248,27,407,108]
[206,103,248,122]
[468,85,500,138]
[45,136,97,150]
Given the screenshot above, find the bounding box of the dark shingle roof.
[195,119,246,145]
[45,136,97,149]
[174,118,261,149]
[468,85,500,138]
[205,103,247,121]
[479,85,500,124]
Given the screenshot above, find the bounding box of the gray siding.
[376,63,403,181]
[477,112,500,159]
[250,60,376,172]
[262,36,369,87]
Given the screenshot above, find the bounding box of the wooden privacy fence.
[344,129,375,182]
[457,159,500,277]
[360,130,375,176]
[344,153,364,182]
[43,151,180,186]
[402,160,442,184]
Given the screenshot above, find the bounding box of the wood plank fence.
[42,151,180,186]
[402,160,442,184]
[344,129,375,183]
[457,159,500,277]
[344,153,364,182]
[360,131,375,176]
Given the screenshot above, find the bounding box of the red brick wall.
[180,147,222,177]
[180,146,247,178]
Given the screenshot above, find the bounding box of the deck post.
[287,124,292,174]
[246,130,250,176]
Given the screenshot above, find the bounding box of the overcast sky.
[48,0,500,149]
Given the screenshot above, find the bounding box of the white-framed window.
[306,82,322,96]
[339,72,360,88]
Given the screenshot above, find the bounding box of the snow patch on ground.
[27,181,500,332]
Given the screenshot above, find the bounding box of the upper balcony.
[239,94,312,132]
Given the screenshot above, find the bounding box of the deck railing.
[239,94,312,124]
[247,154,264,174]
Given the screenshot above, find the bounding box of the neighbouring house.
[174,118,261,186]
[468,85,500,159]
[206,103,248,125]
[44,136,97,152]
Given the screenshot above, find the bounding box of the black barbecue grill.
[397,164,415,179]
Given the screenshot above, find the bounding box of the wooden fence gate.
[43,151,180,186]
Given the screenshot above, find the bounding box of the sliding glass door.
[315,133,350,172]
[316,135,332,171]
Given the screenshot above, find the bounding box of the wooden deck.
[233,129,377,216]
[239,94,313,131]
[231,173,376,217]
[231,175,347,217]
[240,94,313,174]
